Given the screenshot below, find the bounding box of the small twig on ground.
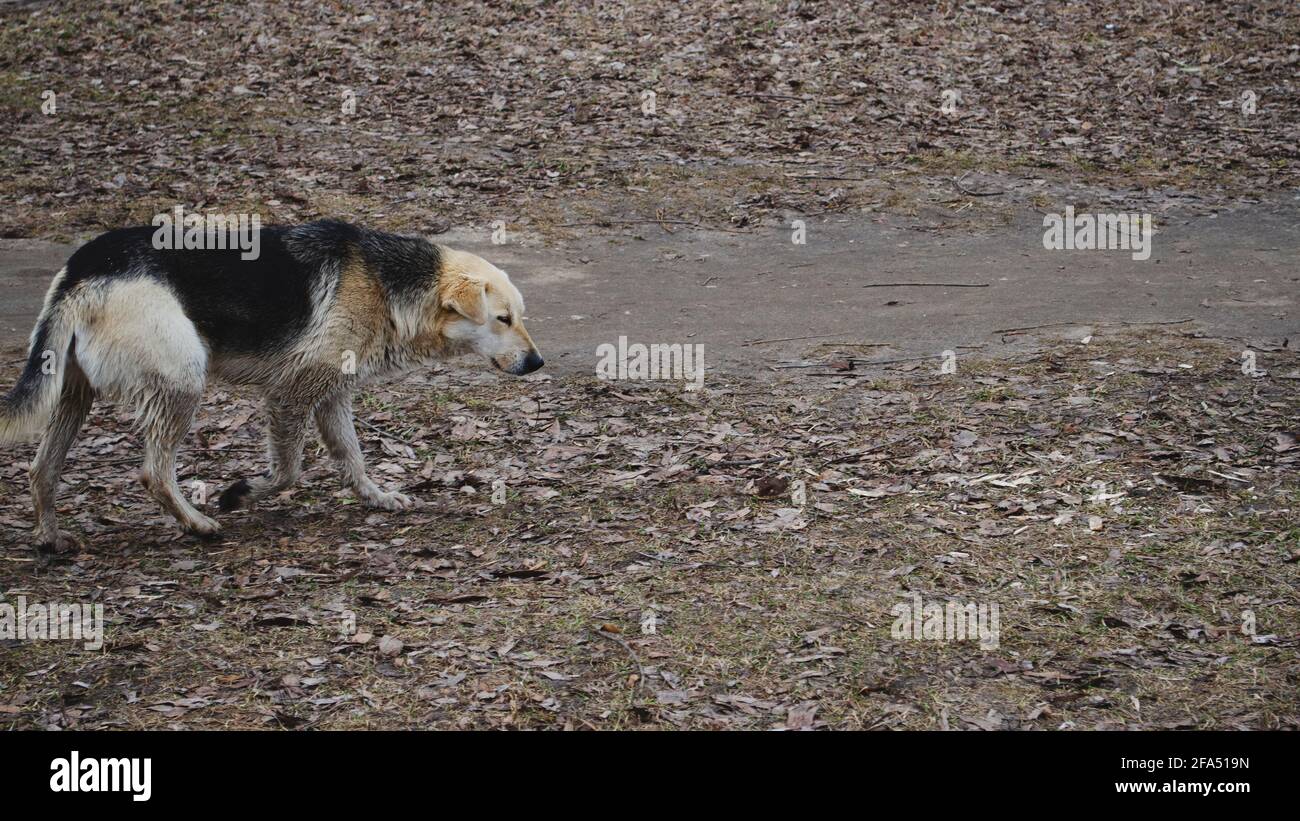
[711,454,791,467]
[995,321,1094,335]
[849,355,944,365]
[356,417,418,447]
[785,173,872,181]
[556,219,751,235]
[863,282,989,288]
[744,333,868,347]
[995,317,1194,335]
[952,171,1005,197]
[591,628,650,692]
[818,435,907,468]
[777,354,941,370]
[636,551,733,570]
[1115,317,1195,327]
[735,92,852,106]
[812,342,890,349]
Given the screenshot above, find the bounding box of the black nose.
[520,351,544,374]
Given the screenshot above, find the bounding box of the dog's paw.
[218,478,253,512]
[184,514,222,538]
[34,529,80,555]
[363,489,414,511]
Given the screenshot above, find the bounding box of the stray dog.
[0,220,543,550]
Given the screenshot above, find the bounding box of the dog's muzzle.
[499,350,544,375]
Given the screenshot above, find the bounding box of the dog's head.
[434,247,543,375]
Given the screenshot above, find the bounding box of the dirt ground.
[1,1,1298,730]
[1,332,1297,730]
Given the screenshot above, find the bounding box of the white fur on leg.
[357,480,413,511]
[314,394,414,512]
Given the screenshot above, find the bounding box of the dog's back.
[58,222,350,357]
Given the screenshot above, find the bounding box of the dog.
[0,219,543,550]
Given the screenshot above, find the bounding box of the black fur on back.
[59,220,443,356]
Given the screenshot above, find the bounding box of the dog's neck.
[376,295,467,370]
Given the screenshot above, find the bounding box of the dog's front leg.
[314,392,413,511]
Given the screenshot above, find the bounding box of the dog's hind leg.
[67,276,214,537]
[218,397,311,512]
[137,388,219,536]
[314,392,413,511]
[29,359,94,553]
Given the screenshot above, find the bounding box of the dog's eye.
[497,315,511,325]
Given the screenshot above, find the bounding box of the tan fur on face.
[438,273,487,325]
[430,247,540,373]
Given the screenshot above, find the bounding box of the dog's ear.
[440,274,487,324]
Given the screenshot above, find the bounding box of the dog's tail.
[0,269,78,443]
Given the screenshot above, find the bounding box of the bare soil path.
[3,199,1296,376]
